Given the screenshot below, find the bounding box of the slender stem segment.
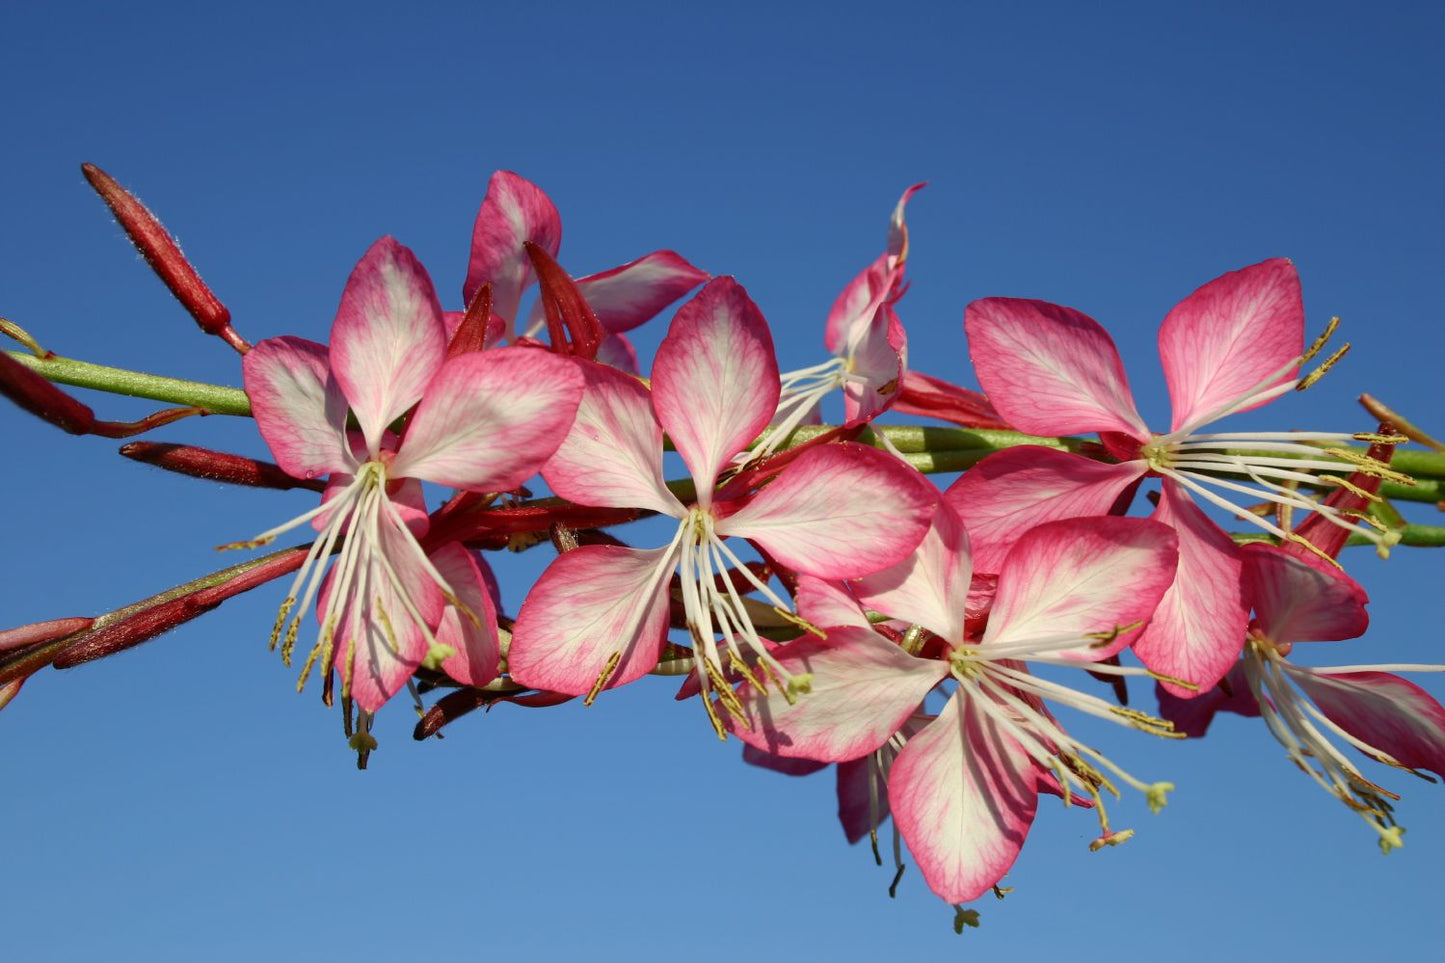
[3,350,252,416]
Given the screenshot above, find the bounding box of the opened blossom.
[238,236,584,713]
[729,504,1180,903]
[507,276,937,731]
[463,170,708,365]
[951,259,1400,697]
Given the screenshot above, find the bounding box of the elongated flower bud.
[120,441,326,492]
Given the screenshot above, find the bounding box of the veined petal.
[571,250,710,334]
[720,442,936,579]
[841,305,907,425]
[1243,543,1368,645]
[795,576,873,632]
[542,360,682,516]
[984,516,1179,661]
[890,692,1039,904]
[852,501,972,644]
[390,347,584,492]
[329,237,447,456]
[651,277,779,500]
[429,544,502,688]
[729,627,946,762]
[1133,483,1248,697]
[1287,669,1445,779]
[463,171,562,326]
[965,297,1149,439]
[508,545,675,696]
[595,332,640,374]
[825,255,893,355]
[242,336,353,479]
[1160,258,1303,432]
[945,447,1145,575]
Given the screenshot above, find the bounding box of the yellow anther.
[1299,316,1341,366]
[773,606,827,639]
[340,636,357,701]
[216,535,275,552]
[1088,828,1136,852]
[268,598,294,652]
[1320,448,1414,485]
[1147,670,1199,692]
[296,640,324,692]
[584,651,622,706]
[1297,342,1350,390]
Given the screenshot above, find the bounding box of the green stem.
[4,349,252,416]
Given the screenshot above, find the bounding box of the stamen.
[585,652,622,706]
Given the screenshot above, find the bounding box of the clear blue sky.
[2,1,1442,958]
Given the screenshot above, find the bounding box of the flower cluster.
[3,165,1443,927]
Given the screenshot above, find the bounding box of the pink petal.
[542,359,682,516]
[242,336,353,479]
[886,182,926,263]
[824,256,895,356]
[890,692,1039,904]
[328,237,447,456]
[508,545,675,696]
[892,370,1008,430]
[944,447,1146,574]
[984,516,1179,661]
[965,297,1149,439]
[837,756,889,844]
[794,576,873,631]
[729,627,946,762]
[572,250,710,334]
[1156,663,1260,738]
[429,544,503,688]
[463,171,562,328]
[852,502,972,644]
[1289,669,1445,779]
[1132,483,1248,697]
[651,277,779,501]
[841,305,907,425]
[742,743,829,776]
[1243,543,1368,646]
[595,332,640,374]
[390,347,584,492]
[1159,259,1304,432]
[720,442,936,579]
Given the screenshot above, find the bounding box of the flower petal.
[945,447,1145,574]
[841,305,907,425]
[795,576,873,631]
[508,544,676,696]
[965,297,1149,439]
[890,692,1039,904]
[542,359,682,516]
[1132,483,1248,697]
[651,277,779,500]
[720,442,936,579]
[390,347,584,492]
[329,237,447,456]
[463,171,562,329]
[1159,258,1304,432]
[1289,669,1445,779]
[242,336,353,479]
[729,626,946,762]
[1156,663,1260,738]
[1243,542,1368,646]
[851,501,972,644]
[429,544,503,688]
[568,250,709,334]
[984,516,1179,661]
[742,743,829,776]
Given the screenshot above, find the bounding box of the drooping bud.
[120,442,326,492]
[525,242,603,359]
[445,282,500,358]
[81,163,249,354]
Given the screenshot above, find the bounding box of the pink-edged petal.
[1156,663,1260,738]
[542,359,682,516]
[984,516,1179,661]
[795,576,873,631]
[729,626,947,762]
[329,237,447,456]
[825,256,894,355]
[571,250,710,334]
[719,442,936,579]
[1243,543,1369,646]
[893,370,1009,430]
[742,743,829,776]
[321,520,444,714]
[890,691,1039,904]
[852,501,972,644]
[837,756,888,844]
[841,305,907,425]
[651,277,779,500]
[886,182,926,263]
[463,170,562,327]
[1133,482,1248,697]
[965,297,1149,439]
[390,347,584,491]
[945,447,1146,574]
[595,332,640,374]
[508,544,675,696]
[1160,259,1304,432]
[429,544,502,688]
[242,336,353,479]
[1288,669,1445,779]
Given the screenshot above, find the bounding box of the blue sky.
[2,1,1442,958]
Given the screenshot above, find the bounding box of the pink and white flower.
[239,236,584,713]
[507,276,937,730]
